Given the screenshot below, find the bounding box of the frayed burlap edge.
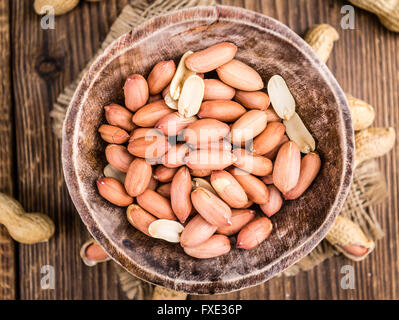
[50,0,217,138]
[115,264,187,300]
[283,159,386,276]
[115,264,154,300]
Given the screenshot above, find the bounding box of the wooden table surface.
[0,0,397,300]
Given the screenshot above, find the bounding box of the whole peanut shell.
[34,0,80,15]
[0,193,55,244]
[349,0,399,33]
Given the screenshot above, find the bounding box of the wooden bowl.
[62,5,354,294]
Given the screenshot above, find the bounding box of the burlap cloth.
[53,0,387,298]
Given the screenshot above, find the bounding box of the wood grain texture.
[0,0,16,300]
[3,0,398,299]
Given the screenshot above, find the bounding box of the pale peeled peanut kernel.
[260,185,283,217]
[127,135,170,159]
[180,215,217,248]
[230,110,268,146]
[185,42,238,73]
[228,167,269,205]
[191,187,232,227]
[203,79,236,100]
[136,189,176,220]
[124,74,149,111]
[251,122,286,156]
[325,216,374,261]
[105,144,134,173]
[304,24,339,63]
[103,164,126,184]
[217,209,255,236]
[97,177,133,207]
[104,104,135,131]
[148,219,184,243]
[126,204,156,236]
[155,112,197,136]
[210,170,249,208]
[183,235,231,259]
[234,90,270,110]
[236,217,273,250]
[157,183,171,198]
[267,75,296,120]
[147,60,176,95]
[98,124,130,144]
[154,165,177,183]
[132,100,174,127]
[124,158,152,197]
[170,51,195,100]
[178,74,205,118]
[284,112,316,153]
[161,144,190,168]
[164,91,178,110]
[273,141,301,194]
[184,149,236,171]
[34,0,79,15]
[198,100,246,122]
[354,127,396,168]
[346,95,375,131]
[171,166,193,223]
[184,118,230,146]
[0,193,55,244]
[192,178,217,195]
[284,152,321,200]
[232,148,273,176]
[80,239,110,266]
[216,59,264,91]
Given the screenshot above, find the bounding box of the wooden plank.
[0,0,16,300]
[11,0,128,299]
[191,0,399,300]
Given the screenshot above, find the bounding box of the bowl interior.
[63,6,353,294]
